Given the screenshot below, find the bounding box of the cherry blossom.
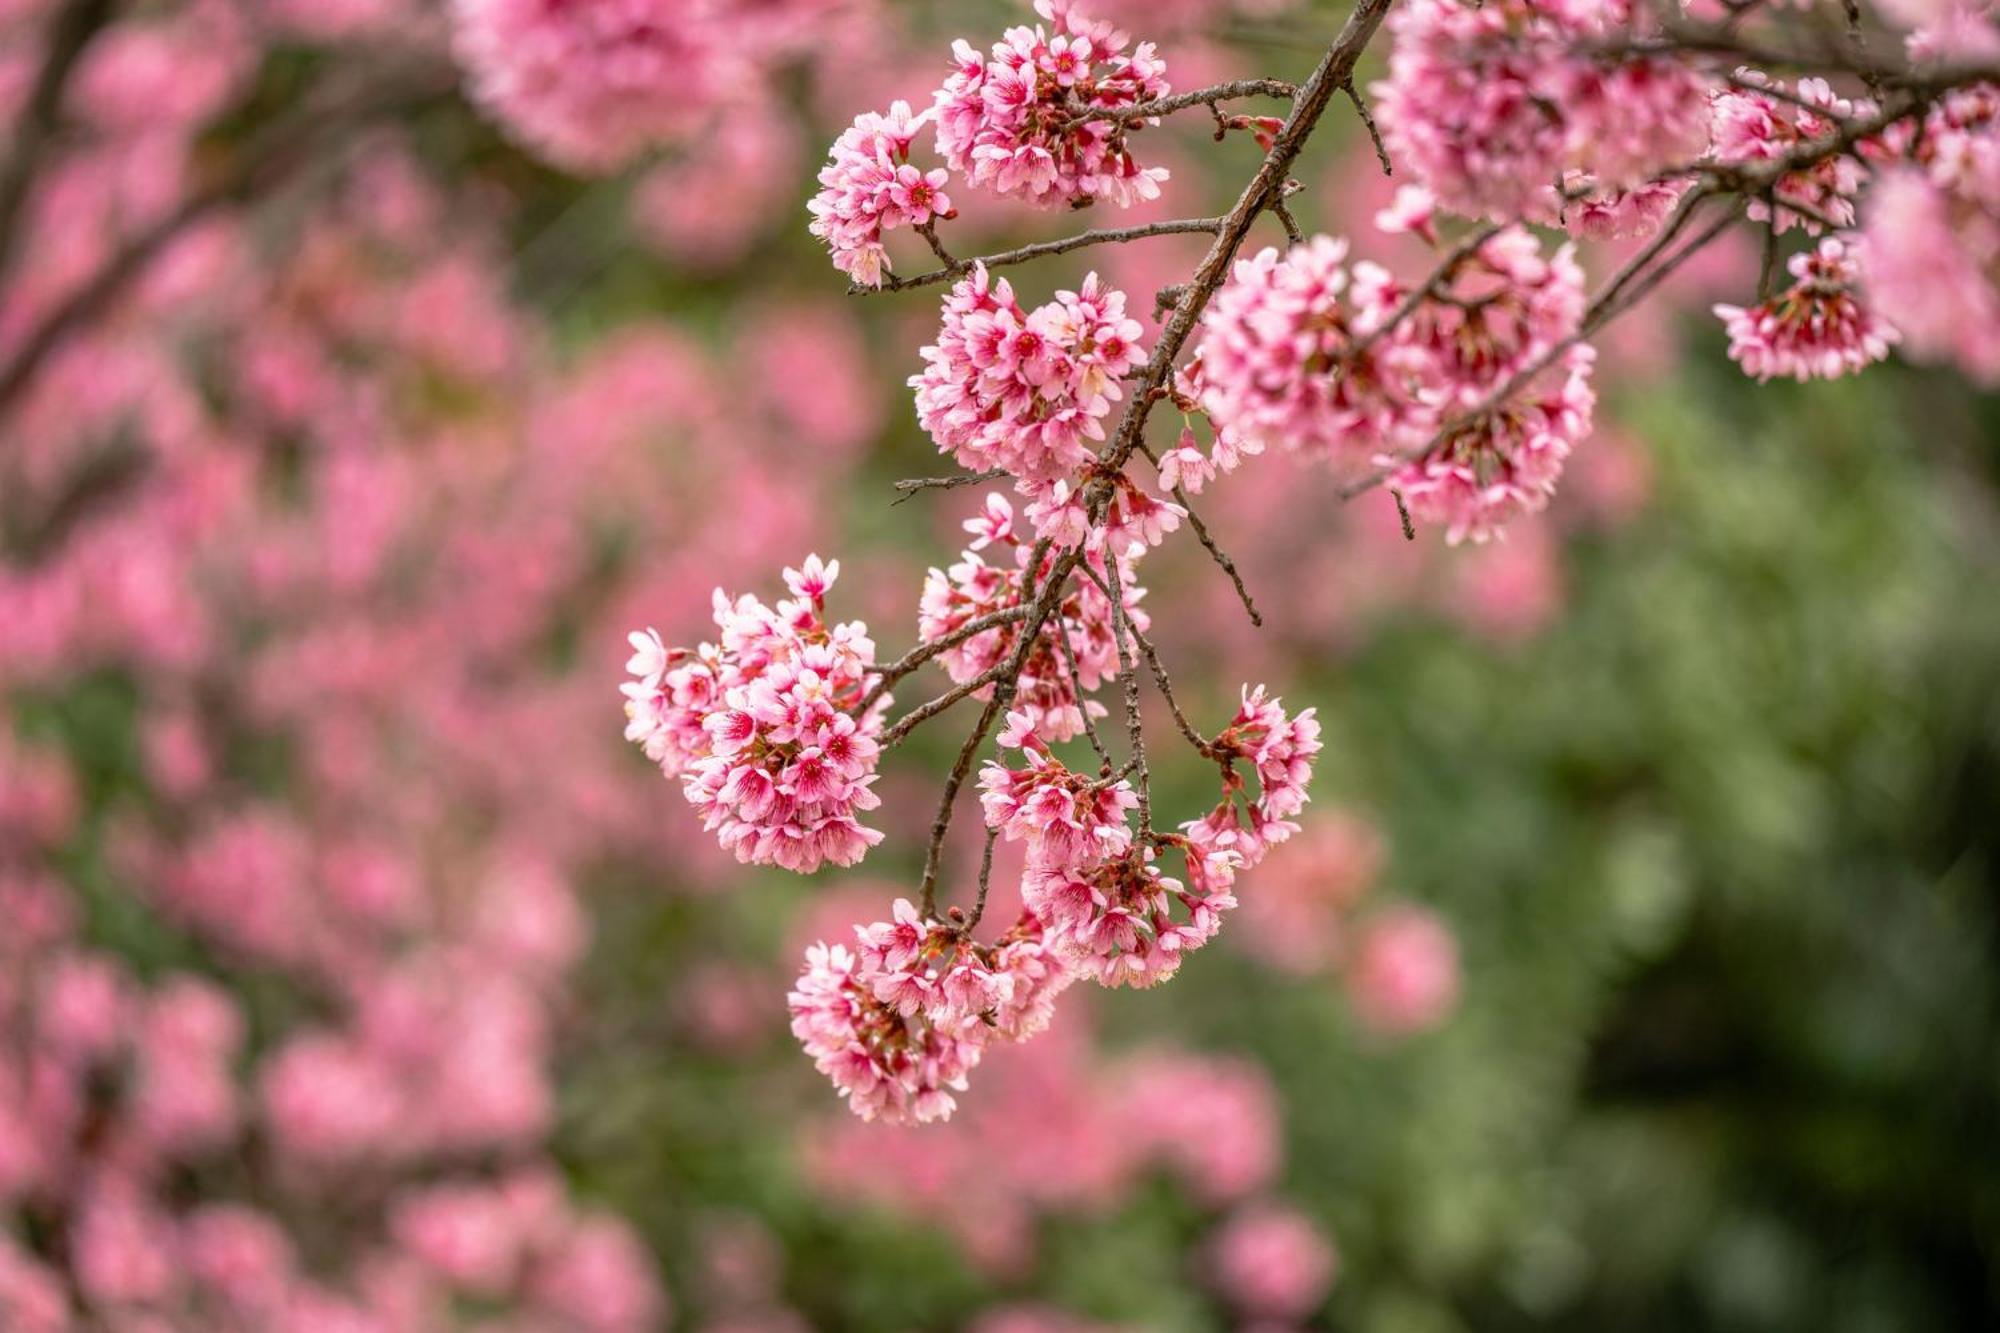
[623,557,887,873]
[933,0,1172,208]
[1374,0,1713,230]
[1715,238,1900,383]
[809,101,955,287]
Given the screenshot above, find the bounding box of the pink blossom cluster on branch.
[616,0,2000,1126]
[1188,222,1595,542]
[933,0,1173,207]
[449,0,847,171]
[624,557,888,873]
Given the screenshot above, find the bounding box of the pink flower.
[1192,236,1424,471]
[1023,842,1236,990]
[449,0,742,172]
[623,557,886,873]
[933,0,1172,209]
[1389,344,1598,544]
[1373,0,1713,228]
[787,940,988,1124]
[1711,72,1875,235]
[1215,685,1322,831]
[980,734,1138,870]
[1714,238,1899,382]
[1345,905,1462,1036]
[809,101,954,286]
[913,268,1147,514]
[1207,1202,1338,1320]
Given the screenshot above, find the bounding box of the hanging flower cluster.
[1005,684,1320,990]
[1858,86,2000,382]
[808,102,955,288]
[804,0,1173,287]
[448,0,843,173]
[918,495,1146,741]
[1711,72,1877,235]
[913,266,1148,484]
[622,557,886,873]
[1188,217,1594,542]
[1714,238,1900,382]
[933,0,1173,208]
[619,0,2000,1130]
[788,904,1075,1123]
[1372,0,1713,235]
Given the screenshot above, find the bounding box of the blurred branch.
[0,54,458,424]
[0,0,119,293]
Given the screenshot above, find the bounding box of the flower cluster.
[1186,235,1428,466]
[1192,223,1594,542]
[1373,0,1712,234]
[1022,843,1238,989]
[995,686,1320,990]
[1206,1201,1340,1322]
[1715,238,1900,382]
[1711,72,1877,235]
[917,495,1147,741]
[788,904,1074,1124]
[913,265,1148,485]
[808,102,955,287]
[934,0,1172,208]
[449,0,736,172]
[1214,684,1322,836]
[980,725,1140,866]
[1858,86,2000,382]
[623,556,887,873]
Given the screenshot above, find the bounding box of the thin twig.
[1127,621,1216,761]
[1063,78,1299,128]
[1342,79,1393,176]
[0,0,118,292]
[858,217,1227,295]
[915,543,1080,909]
[918,687,1011,916]
[1272,198,1305,244]
[917,219,956,267]
[860,603,1033,712]
[1350,223,1507,358]
[966,825,1000,930]
[1139,442,1262,626]
[1053,615,1114,768]
[892,468,1008,504]
[1101,549,1150,834]
[1392,489,1415,540]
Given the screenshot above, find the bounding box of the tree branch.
[858,216,1228,295]
[0,0,119,293]
[1062,78,1299,128]
[0,56,458,423]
